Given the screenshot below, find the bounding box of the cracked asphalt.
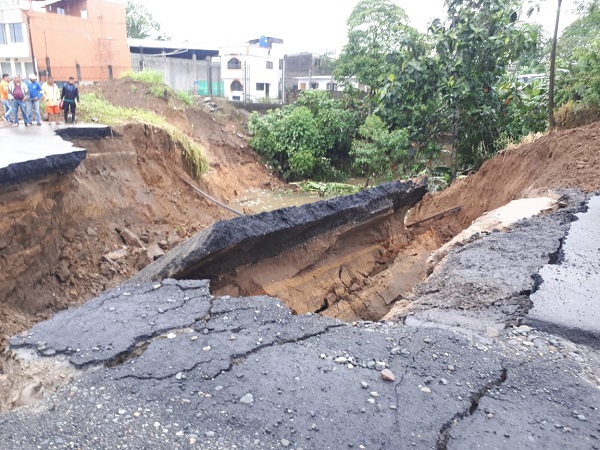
[2,277,599,449]
[2,193,600,449]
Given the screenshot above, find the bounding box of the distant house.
[294,75,368,93]
[220,36,284,103]
[0,0,129,82]
[128,38,219,94]
[284,52,335,91]
[283,52,368,101]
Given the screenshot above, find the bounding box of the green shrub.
[176,90,195,106]
[120,70,164,84]
[248,91,358,181]
[350,115,411,181]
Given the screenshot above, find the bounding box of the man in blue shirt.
[25,73,43,126]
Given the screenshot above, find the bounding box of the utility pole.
[26,13,37,74]
[282,56,286,104]
[548,0,562,129]
[206,56,212,97]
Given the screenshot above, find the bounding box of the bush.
[120,70,164,84]
[248,91,358,181]
[350,115,411,182]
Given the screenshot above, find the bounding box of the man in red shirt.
[8,75,31,127]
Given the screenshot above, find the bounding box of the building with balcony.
[0,0,129,82]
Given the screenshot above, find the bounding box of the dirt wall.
[0,123,274,345]
[410,122,600,239]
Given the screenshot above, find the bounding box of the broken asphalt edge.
[129,179,428,283]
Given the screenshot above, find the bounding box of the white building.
[294,75,369,93]
[0,0,41,77]
[220,36,283,103]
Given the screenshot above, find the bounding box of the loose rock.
[381,369,395,382]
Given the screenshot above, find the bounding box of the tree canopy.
[248,0,600,185]
[334,0,425,93]
[126,1,162,39]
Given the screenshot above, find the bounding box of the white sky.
[140,0,579,54]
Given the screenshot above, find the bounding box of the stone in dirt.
[117,227,144,249]
[102,248,128,262]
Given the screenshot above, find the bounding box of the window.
[57,7,65,15]
[314,58,321,67]
[310,82,319,90]
[256,83,265,91]
[227,58,241,70]
[9,23,23,43]
[232,95,241,101]
[231,80,243,92]
[0,25,6,45]
[326,82,338,91]
[266,61,273,69]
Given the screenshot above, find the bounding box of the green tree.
[554,3,600,110]
[350,114,411,184]
[431,0,538,172]
[548,0,563,128]
[334,0,424,94]
[248,91,357,181]
[126,1,162,39]
[556,1,600,61]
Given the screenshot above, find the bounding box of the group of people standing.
[1,74,80,127]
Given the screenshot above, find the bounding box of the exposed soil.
[212,123,600,322]
[0,80,281,350]
[409,124,600,239]
[2,81,600,414]
[3,78,600,356]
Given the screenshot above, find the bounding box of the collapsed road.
[1,182,599,449]
[130,180,429,321]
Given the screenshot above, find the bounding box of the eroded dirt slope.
[216,123,600,322]
[0,84,279,347]
[409,123,600,239]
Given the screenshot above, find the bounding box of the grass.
[78,92,207,178]
[121,69,196,107]
[120,69,164,85]
[176,90,195,107]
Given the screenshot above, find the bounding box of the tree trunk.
[548,0,562,129]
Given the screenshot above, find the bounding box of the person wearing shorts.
[42,76,61,125]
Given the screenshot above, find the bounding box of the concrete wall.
[130,54,221,94]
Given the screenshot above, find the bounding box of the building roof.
[127,38,218,60]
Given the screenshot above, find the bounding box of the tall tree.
[432,0,538,172]
[554,1,600,108]
[335,0,424,93]
[126,1,162,39]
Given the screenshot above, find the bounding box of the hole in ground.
[208,207,445,322]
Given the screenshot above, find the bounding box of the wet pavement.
[526,195,600,348]
[0,124,107,185]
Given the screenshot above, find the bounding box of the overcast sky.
[140,0,578,54]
